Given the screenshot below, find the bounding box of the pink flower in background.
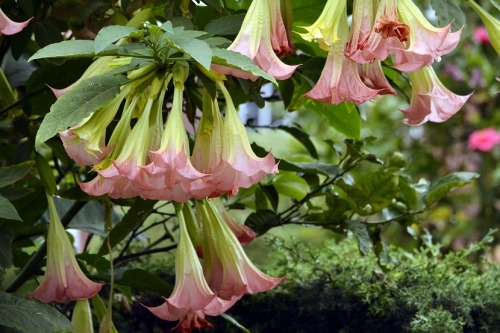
[473,26,491,45]
[0,8,32,36]
[28,194,103,303]
[468,128,500,152]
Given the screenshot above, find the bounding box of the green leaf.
[205,14,246,35]
[273,172,309,201]
[424,172,479,207]
[29,40,96,61]
[0,195,22,221]
[0,161,34,188]
[115,268,173,296]
[292,162,341,178]
[211,48,277,84]
[35,74,127,148]
[259,184,279,212]
[277,125,319,159]
[309,101,361,139]
[91,295,118,333]
[345,220,371,255]
[164,31,212,70]
[430,0,466,32]
[245,209,281,235]
[337,172,399,216]
[491,0,500,11]
[0,292,72,333]
[98,199,157,255]
[202,0,224,12]
[94,25,137,53]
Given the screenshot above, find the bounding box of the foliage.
[210,232,500,333]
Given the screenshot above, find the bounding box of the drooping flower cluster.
[145,200,281,331]
[300,0,471,125]
[63,63,277,201]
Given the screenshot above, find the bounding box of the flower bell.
[213,0,297,80]
[198,199,283,301]
[304,9,380,105]
[145,204,234,332]
[28,194,103,303]
[0,8,32,36]
[212,198,257,246]
[401,66,472,125]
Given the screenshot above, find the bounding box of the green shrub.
[214,232,500,333]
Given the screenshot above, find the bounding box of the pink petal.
[0,9,32,35]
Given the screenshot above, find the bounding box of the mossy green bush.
[213,231,500,333]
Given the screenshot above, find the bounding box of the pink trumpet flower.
[145,205,234,332]
[344,0,377,61]
[359,61,397,96]
[401,66,472,125]
[305,9,380,105]
[28,194,103,303]
[214,82,278,196]
[392,0,462,72]
[140,64,206,202]
[198,200,283,301]
[213,0,297,80]
[191,82,278,198]
[0,8,32,36]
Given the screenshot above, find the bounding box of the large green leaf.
[35,74,127,148]
[94,25,137,53]
[337,172,399,216]
[309,102,361,140]
[430,0,466,32]
[0,292,72,333]
[345,220,371,255]
[277,125,319,159]
[29,40,95,61]
[98,199,157,256]
[164,28,212,70]
[424,172,479,207]
[0,161,34,188]
[205,14,245,35]
[245,209,281,235]
[0,195,22,221]
[211,48,277,84]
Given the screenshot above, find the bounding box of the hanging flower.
[468,128,500,152]
[304,9,380,105]
[59,87,130,166]
[0,8,32,36]
[401,66,471,125]
[145,204,234,332]
[28,194,103,303]
[139,63,206,202]
[299,0,347,50]
[391,0,462,72]
[213,0,297,80]
[344,0,377,61]
[198,200,283,301]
